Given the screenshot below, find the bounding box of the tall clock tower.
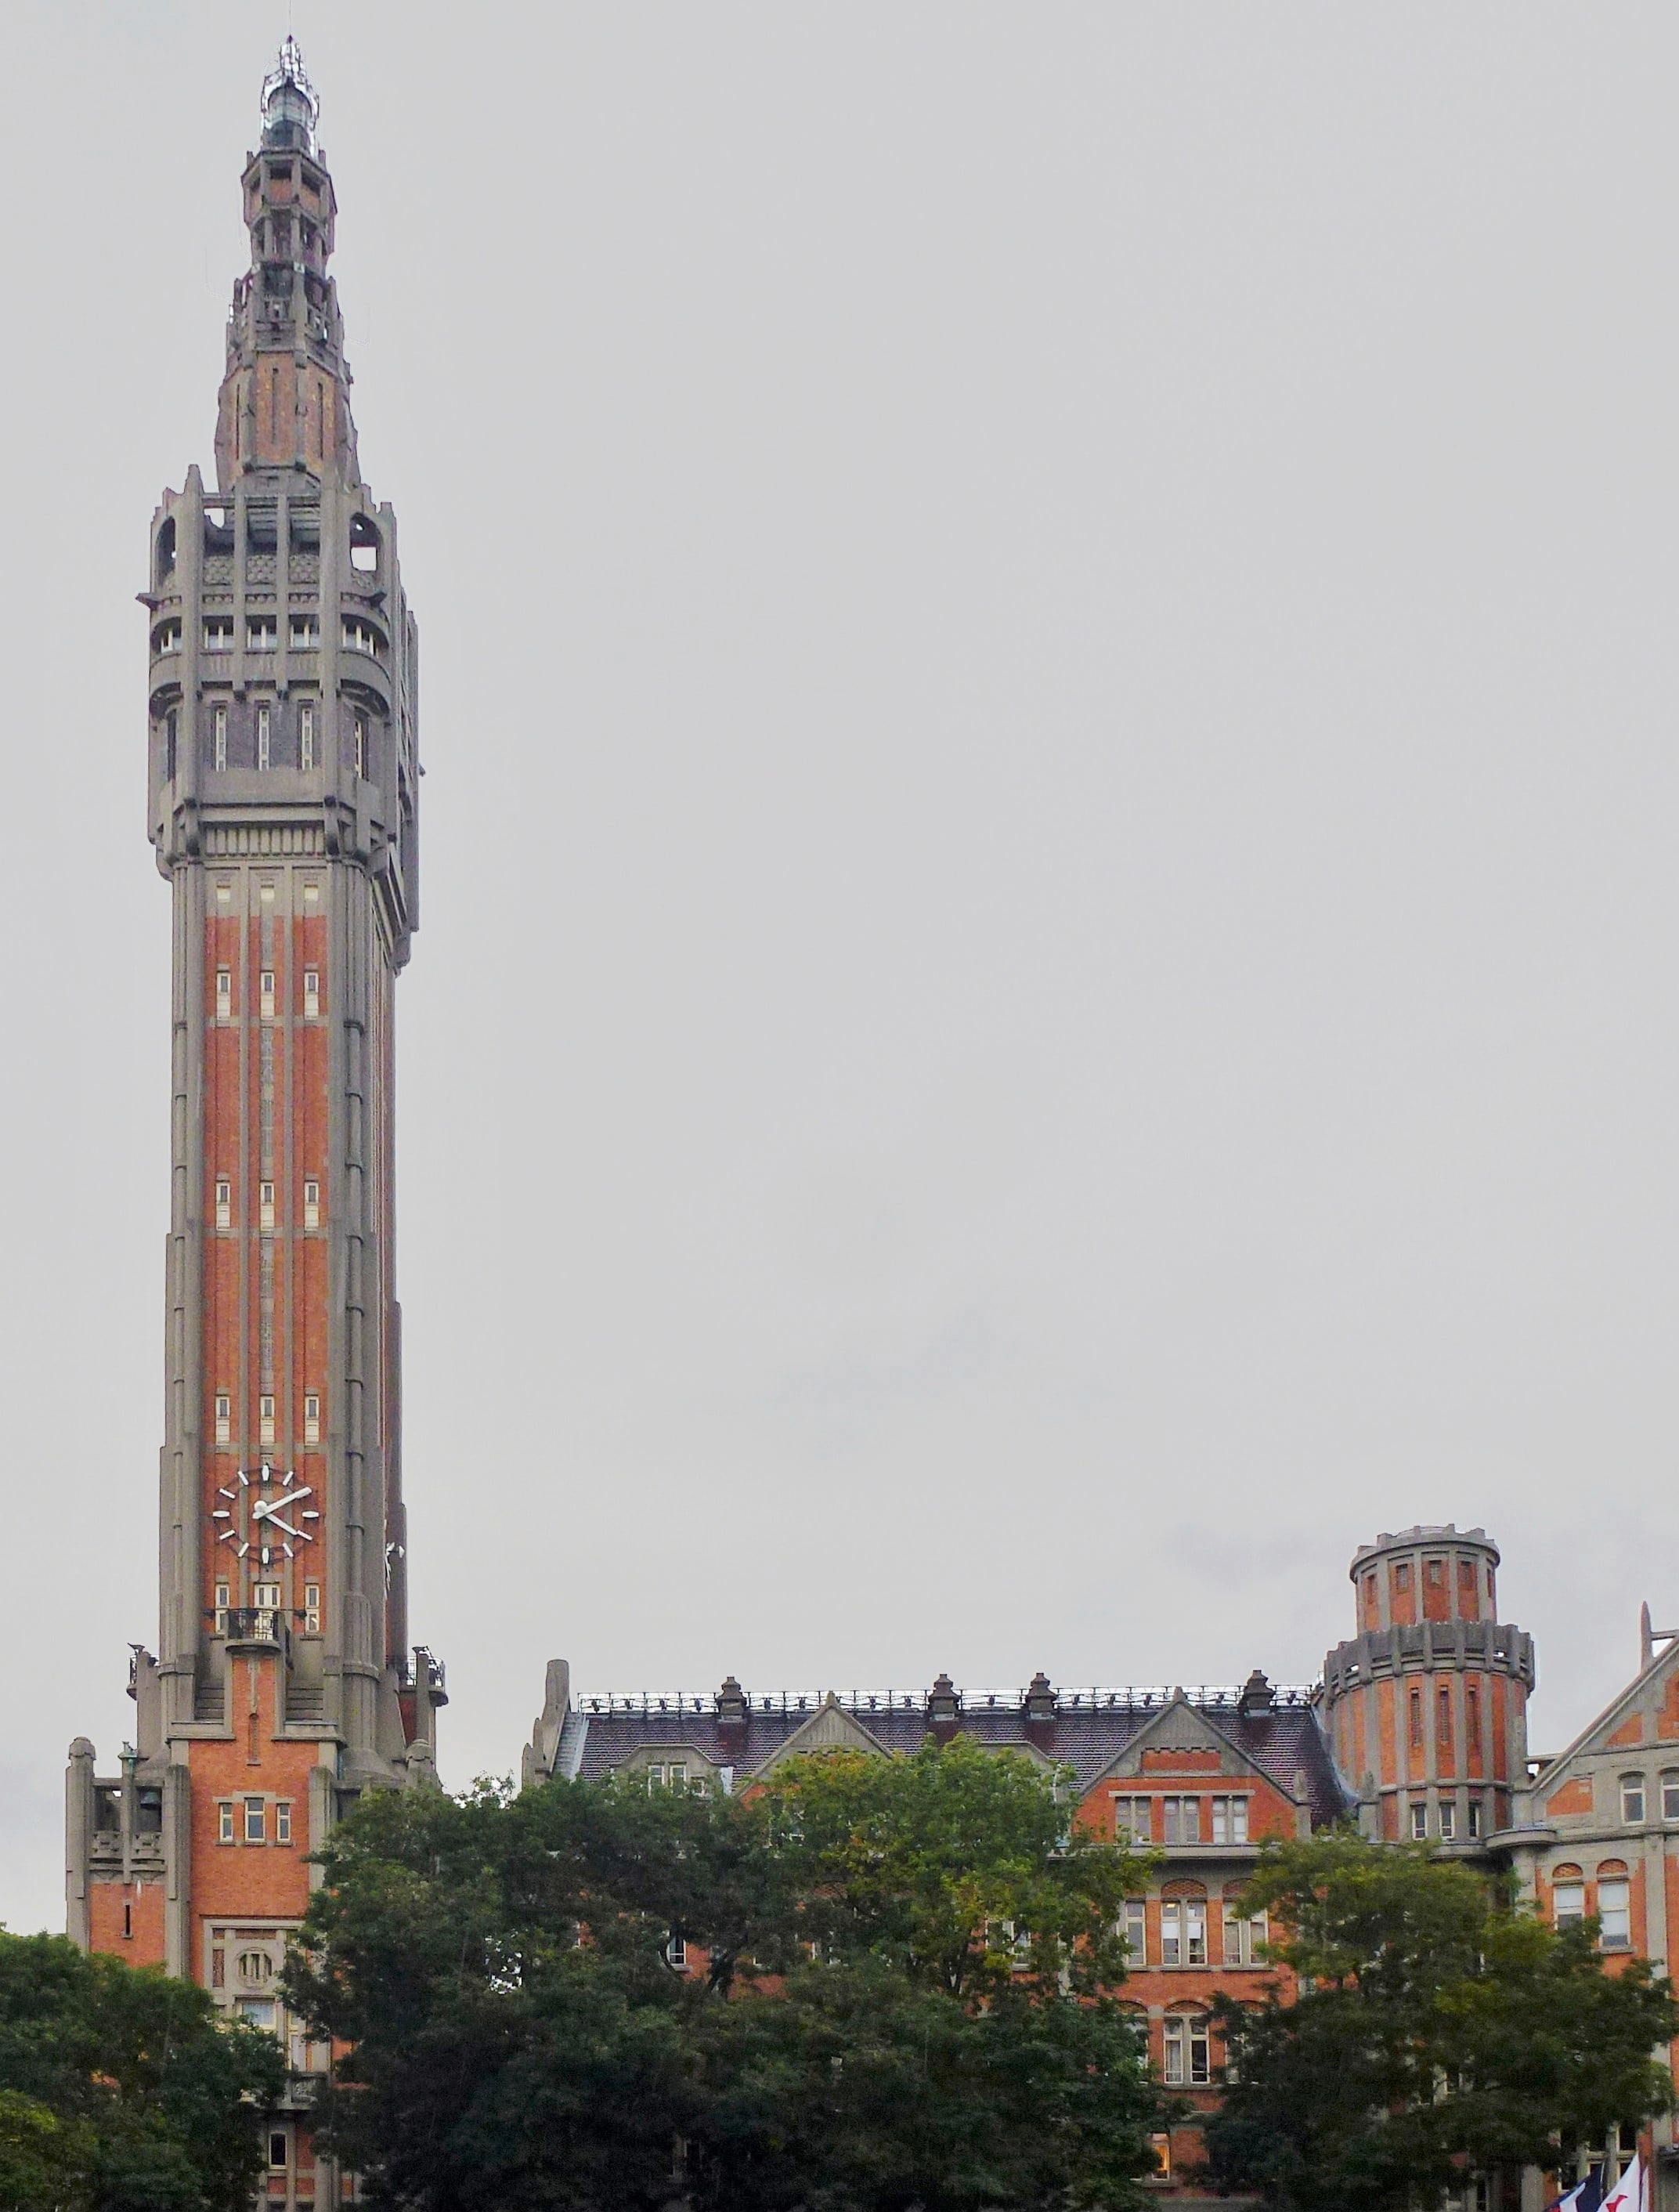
[66,43,442,2199]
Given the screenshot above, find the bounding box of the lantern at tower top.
[261,36,319,153]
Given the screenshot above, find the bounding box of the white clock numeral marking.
[218,1527,238,1543]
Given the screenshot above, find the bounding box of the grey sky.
[2,2,1675,1936]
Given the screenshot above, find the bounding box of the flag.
[1544,2173,1604,2212]
[1601,2156,1646,2212]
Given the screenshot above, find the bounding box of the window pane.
[1553,1881,1585,1928]
[1598,1879,1630,1944]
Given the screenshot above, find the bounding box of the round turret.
[1321,1525,1534,1847]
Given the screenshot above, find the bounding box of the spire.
[260,36,319,153]
[214,43,358,488]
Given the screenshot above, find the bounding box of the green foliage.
[0,1928,282,2212]
[1203,1831,1679,2212]
[286,1743,1159,2212]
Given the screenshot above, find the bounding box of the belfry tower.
[67,42,442,2189]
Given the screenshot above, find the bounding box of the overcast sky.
[2,2,1675,1936]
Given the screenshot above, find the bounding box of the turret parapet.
[1322,1527,1533,1852]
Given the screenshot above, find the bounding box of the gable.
[1531,1622,1679,1808]
[746,1694,891,1778]
[1089,1697,1283,1792]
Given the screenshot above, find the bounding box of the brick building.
[526,1531,1679,2211]
[65,43,442,2212]
[60,40,1679,2212]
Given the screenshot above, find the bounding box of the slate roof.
[550,1683,1352,1829]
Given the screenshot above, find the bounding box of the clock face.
[211,1462,320,1567]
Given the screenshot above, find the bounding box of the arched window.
[1221,1885,1267,1967]
[1550,1863,1584,1930]
[1596,1861,1631,1947]
[1161,1886,1207,1967]
[236,1950,273,1985]
[1162,2011,1211,2086]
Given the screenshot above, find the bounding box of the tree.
[286,1740,1161,2212]
[0,1928,283,2212]
[1202,1832,1678,2212]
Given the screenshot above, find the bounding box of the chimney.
[715,1675,749,1755]
[1238,1669,1276,1717]
[926,1672,961,1743]
[1024,1670,1058,1748]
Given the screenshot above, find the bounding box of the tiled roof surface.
[555,1691,1352,1828]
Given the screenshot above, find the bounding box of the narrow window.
[213,1581,230,1633]
[1662,1773,1679,1823]
[1466,1686,1480,1754]
[1621,1775,1647,1824]
[1114,1796,1153,1845]
[1222,1905,1266,1967]
[1553,1879,1585,1929]
[1163,2015,1211,2087]
[302,968,320,1017]
[157,620,182,655]
[258,1181,275,1231]
[1410,1802,1428,1840]
[164,707,178,780]
[256,703,271,770]
[1438,1686,1453,1758]
[299,701,316,769]
[211,1944,226,1982]
[303,1393,320,1444]
[302,1179,320,1230]
[269,2133,288,2171]
[353,712,366,778]
[303,1581,321,1633]
[1427,1558,1443,1587]
[1161,1897,1204,1965]
[1162,1796,1200,1845]
[1395,1562,1411,1591]
[275,1802,292,1846]
[1210,1796,1249,1845]
[215,1178,231,1229]
[1598,1878,1631,1946]
[214,1393,231,1444]
[213,703,228,770]
[1121,1897,1146,1966]
[1409,1687,1423,1750]
[1438,1801,1456,1841]
[258,1393,276,1444]
[122,1899,132,1939]
[666,1935,688,1970]
[258,970,275,1017]
[218,1802,235,1845]
[1467,1799,1482,1838]
[215,967,232,1017]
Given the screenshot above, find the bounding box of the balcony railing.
[215,1607,289,1653]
